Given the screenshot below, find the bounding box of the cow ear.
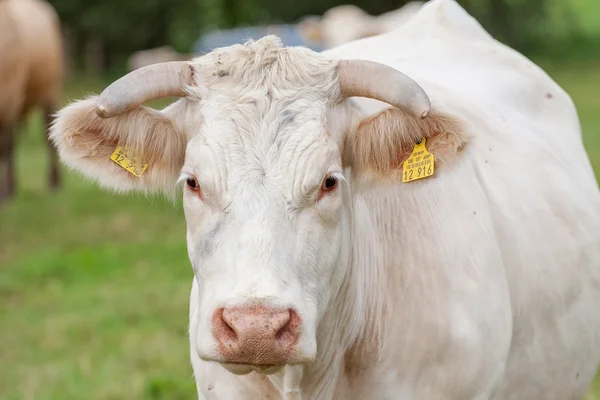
[341,107,469,184]
[50,96,188,196]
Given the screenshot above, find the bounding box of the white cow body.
[48,0,600,399]
[190,1,600,399]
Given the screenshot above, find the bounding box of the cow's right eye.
[322,175,338,191]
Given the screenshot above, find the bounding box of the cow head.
[50,36,463,375]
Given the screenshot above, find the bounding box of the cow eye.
[322,175,338,191]
[186,177,200,192]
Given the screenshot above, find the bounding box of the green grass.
[1,61,600,399]
[0,79,195,399]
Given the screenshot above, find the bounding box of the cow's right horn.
[95,61,194,118]
[337,59,431,119]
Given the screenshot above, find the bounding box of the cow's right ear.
[50,96,188,195]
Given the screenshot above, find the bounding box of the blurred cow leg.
[0,122,16,203]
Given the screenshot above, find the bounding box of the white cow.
[49,0,600,399]
[127,45,190,72]
[304,1,424,49]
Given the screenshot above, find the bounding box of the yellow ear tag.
[402,137,434,183]
[110,146,148,177]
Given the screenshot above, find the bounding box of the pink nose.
[212,306,300,365]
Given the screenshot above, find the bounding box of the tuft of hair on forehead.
[188,35,341,100]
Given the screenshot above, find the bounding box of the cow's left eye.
[322,175,338,191]
[186,177,200,192]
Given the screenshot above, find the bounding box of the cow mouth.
[220,362,285,375]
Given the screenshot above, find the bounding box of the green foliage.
[46,0,600,73]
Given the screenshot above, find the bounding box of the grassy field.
[1,60,599,399]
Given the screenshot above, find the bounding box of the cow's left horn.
[337,59,431,119]
[95,61,193,118]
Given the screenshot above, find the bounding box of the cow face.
[50,35,447,373]
[181,96,350,373]
[173,41,353,372]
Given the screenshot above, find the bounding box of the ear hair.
[342,107,469,183]
[50,96,187,195]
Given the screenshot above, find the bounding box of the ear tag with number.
[402,137,434,183]
[110,146,149,177]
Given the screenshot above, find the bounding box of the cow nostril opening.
[215,308,238,342]
[275,309,300,345]
[222,318,237,338]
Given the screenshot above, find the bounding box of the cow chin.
[220,363,285,376]
[196,336,317,372]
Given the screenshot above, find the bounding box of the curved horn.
[337,59,431,119]
[95,61,194,118]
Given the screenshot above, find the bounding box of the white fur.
[50,0,600,399]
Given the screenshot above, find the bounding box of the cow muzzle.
[212,306,301,369]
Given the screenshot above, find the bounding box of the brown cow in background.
[0,0,65,203]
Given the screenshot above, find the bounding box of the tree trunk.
[488,0,511,42]
[83,36,105,75]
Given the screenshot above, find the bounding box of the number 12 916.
[403,164,433,182]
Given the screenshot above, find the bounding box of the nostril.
[214,308,238,342]
[222,316,237,338]
[273,309,291,334]
[275,309,300,345]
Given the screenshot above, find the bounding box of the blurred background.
[0,0,598,398]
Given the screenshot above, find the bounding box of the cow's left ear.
[333,59,469,184]
[341,106,469,183]
[50,96,188,195]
